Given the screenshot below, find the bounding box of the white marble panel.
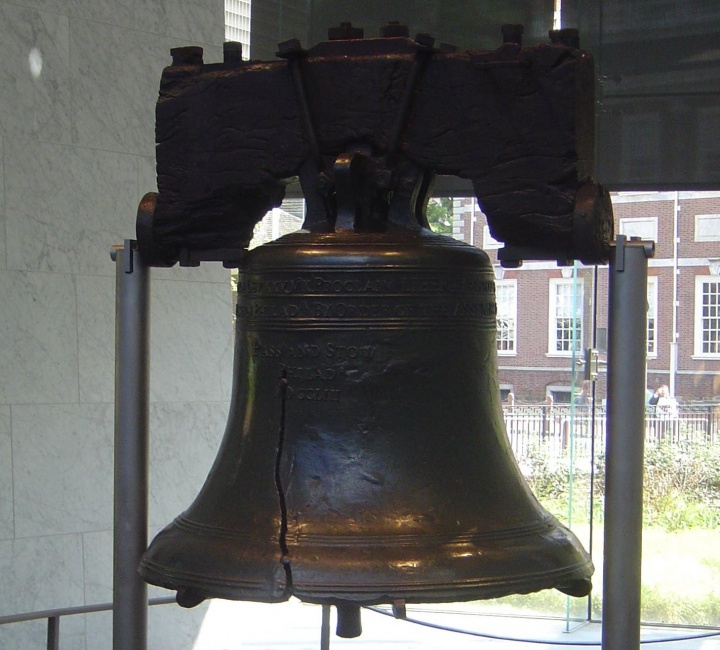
[150,279,233,403]
[137,153,157,200]
[0,620,47,650]
[82,529,112,604]
[11,0,135,29]
[69,20,176,157]
[135,0,224,47]
[82,528,181,607]
[148,401,228,528]
[76,274,114,403]
[0,5,71,144]
[0,407,12,540]
[77,267,232,405]
[83,610,112,650]
[0,136,6,270]
[0,534,85,615]
[0,270,79,405]
[0,616,86,650]
[84,603,210,650]
[148,602,210,650]
[5,139,138,275]
[60,616,88,650]
[12,403,113,538]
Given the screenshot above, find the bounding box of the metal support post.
[112,240,151,650]
[320,605,331,650]
[602,236,654,650]
[46,616,59,650]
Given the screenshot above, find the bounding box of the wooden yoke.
[137,25,612,268]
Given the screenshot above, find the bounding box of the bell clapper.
[335,603,362,638]
[175,587,205,609]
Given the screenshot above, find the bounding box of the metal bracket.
[612,234,655,273]
[109,240,138,274]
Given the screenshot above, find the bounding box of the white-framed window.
[548,278,583,355]
[694,276,720,357]
[619,216,659,243]
[647,276,658,357]
[499,384,514,401]
[546,385,573,404]
[695,214,720,242]
[225,0,252,53]
[495,279,517,355]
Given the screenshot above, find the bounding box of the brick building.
[453,192,720,404]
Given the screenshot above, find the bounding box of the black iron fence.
[503,403,720,465]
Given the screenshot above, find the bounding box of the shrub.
[522,445,571,501]
[642,441,720,531]
[521,440,720,532]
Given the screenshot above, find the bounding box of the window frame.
[225,0,252,52]
[495,279,517,356]
[618,216,659,243]
[546,384,573,404]
[647,276,658,357]
[694,214,720,242]
[694,275,720,358]
[548,277,584,357]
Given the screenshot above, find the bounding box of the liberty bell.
[139,25,610,638]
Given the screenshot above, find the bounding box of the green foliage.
[642,441,720,531]
[522,445,571,501]
[521,444,599,525]
[638,585,720,626]
[499,445,720,626]
[425,197,453,234]
[521,441,720,533]
[481,529,720,626]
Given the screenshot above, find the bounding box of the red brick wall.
[451,193,720,403]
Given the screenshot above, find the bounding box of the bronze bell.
[140,162,593,634]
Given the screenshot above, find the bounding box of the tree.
[425,197,453,234]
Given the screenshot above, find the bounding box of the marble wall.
[0,1,231,648]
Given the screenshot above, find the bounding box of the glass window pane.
[578,1,720,188]
[496,280,517,354]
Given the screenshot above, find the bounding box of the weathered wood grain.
[140,36,610,266]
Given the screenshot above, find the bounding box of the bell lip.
[287,557,594,606]
[138,558,594,608]
[139,556,292,604]
[139,519,594,607]
[139,517,290,604]
[139,556,593,608]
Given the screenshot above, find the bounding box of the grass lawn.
[467,526,720,627]
[499,440,720,626]
[638,527,720,625]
